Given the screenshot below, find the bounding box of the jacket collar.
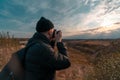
[29,32,51,45]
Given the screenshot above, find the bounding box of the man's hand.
[55,30,62,42]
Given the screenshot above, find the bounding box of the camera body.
[51,29,61,48]
[52,29,60,38]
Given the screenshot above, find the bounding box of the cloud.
[115,22,120,24]
[86,23,120,34]
[75,0,120,28]
[65,22,120,39]
[105,0,120,13]
[0,0,120,38]
[0,9,11,18]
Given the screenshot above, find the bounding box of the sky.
[0,0,120,39]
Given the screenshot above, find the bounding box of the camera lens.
[52,29,56,38]
[56,31,60,34]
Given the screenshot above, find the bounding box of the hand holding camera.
[51,29,62,48]
[52,29,62,42]
[55,30,62,42]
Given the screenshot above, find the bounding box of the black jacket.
[25,32,71,80]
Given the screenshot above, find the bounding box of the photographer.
[24,17,71,80]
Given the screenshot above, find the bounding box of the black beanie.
[36,17,54,32]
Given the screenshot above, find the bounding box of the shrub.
[94,52,120,80]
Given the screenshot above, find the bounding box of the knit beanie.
[36,17,54,32]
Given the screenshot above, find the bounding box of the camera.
[51,29,61,48]
[52,29,60,38]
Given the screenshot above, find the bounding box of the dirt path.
[56,48,94,80]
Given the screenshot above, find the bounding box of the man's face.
[48,28,54,40]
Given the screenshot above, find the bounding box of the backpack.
[0,41,36,80]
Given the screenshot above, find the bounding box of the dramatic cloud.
[65,23,120,39]
[0,0,120,38]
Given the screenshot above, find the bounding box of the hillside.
[56,47,93,80]
[1,38,120,80]
[63,39,120,80]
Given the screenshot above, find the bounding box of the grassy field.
[65,39,120,80]
[0,32,20,70]
[0,32,120,80]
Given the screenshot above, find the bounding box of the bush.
[94,52,120,80]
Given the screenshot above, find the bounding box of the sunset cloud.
[0,0,120,38]
[65,23,120,39]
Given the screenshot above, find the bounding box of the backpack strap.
[22,41,37,66]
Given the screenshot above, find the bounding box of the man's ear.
[47,29,52,36]
[48,29,54,34]
[48,29,51,35]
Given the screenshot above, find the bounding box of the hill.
[1,38,120,80]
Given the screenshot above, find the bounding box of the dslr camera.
[52,29,60,38]
[51,29,60,48]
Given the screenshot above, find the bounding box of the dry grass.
[1,33,120,80]
[66,39,120,80]
[56,47,94,80]
[94,52,120,80]
[0,32,20,71]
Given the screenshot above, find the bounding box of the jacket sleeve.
[57,42,67,56]
[46,42,71,70]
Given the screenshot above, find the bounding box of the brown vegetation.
[0,32,20,71]
[1,32,120,80]
[64,39,120,80]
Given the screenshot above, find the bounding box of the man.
[25,17,71,80]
